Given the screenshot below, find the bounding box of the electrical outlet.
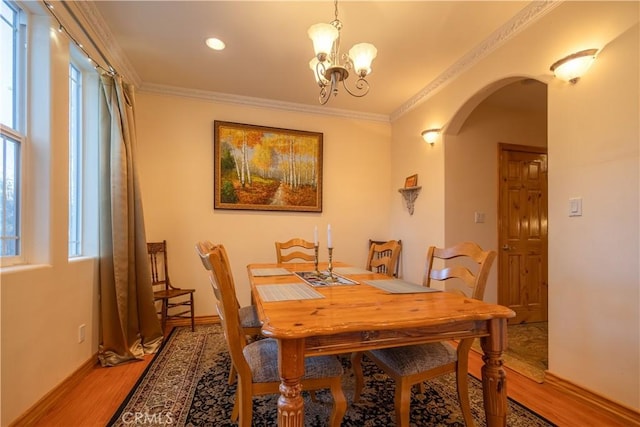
[78,324,86,343]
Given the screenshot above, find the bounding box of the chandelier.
[308,0,377,105]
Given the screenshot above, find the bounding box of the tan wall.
[135,92,392,309]
[547,22,639,408]
[389,1,639,409]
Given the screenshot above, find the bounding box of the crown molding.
[64,0,558,124]
[68,1,141,87]
[139,83,390,123]
[390,0,562,121]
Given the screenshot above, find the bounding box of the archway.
[443,77,549,381]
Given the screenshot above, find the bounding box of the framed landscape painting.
[214,121,323,212]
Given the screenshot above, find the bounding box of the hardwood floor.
[14,328,630,427]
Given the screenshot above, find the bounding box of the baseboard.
[10,353,99,427]
[545,371,640,425]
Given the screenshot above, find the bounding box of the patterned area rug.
[471,322,548,383]
[109,324,555,426]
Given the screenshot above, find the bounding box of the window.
[68,63,82,257]
[0,0,25,258]
[69,45,99,260]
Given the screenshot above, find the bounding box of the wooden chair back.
[197,240,262,385]
[196,240,241,310]
[422,241,497,300]
[206,245,251,374]
[275,238,315,263]
[366,239,402,277]
[195,240,215,271]
[148,240,171,292]
[147,240,195,332]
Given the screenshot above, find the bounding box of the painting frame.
[213,121,323,212]
[404,174,418,188]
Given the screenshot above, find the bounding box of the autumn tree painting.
[214,121,323,212]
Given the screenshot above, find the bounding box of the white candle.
[327,224,332,248]
[314,226,318,246]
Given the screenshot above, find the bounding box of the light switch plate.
[569,197,582,217]
[474,212,485,223]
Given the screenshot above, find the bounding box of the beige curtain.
[97,74,163,367]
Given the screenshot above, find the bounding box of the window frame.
[68,61,83,257]
[0,0,26,264]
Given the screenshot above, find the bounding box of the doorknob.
[502,244,511,251]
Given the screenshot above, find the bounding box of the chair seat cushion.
[239,304,261,329]
[243,338,343,383]
[369,342,457,376]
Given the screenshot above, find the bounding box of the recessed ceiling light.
[206,38,225,51]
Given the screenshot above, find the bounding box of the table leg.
[277,338,305,427]
[480,318,508,427]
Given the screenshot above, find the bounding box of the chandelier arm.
[341,76,370,98]
[315,61,329,88]
[319,86,331,104]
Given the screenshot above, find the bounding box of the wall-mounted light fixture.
[421,129,440,145]
[550,49,598,84]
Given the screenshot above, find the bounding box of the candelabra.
[314,244,320,274]
[327,247,335,281]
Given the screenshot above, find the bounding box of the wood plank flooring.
[14,328,629,427]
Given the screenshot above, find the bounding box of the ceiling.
[90,1,544,119]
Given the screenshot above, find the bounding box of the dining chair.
[196,240,262,384]
[352,241,497,427]
[147,240,195,333]
[366,239,402,277]
[274,237,316,263]
[207,243,347,427]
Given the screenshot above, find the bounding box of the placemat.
[256,283,325,302]
[364,279,442,294]
[333,266,372,275]
[250,267,293,277]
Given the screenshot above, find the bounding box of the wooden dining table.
[247,261,516,427]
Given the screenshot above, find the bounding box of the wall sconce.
[550,49,598,84]
[421,129,440,145]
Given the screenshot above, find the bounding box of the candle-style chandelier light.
[308,0,377,105]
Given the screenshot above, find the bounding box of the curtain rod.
[42,0,116,76]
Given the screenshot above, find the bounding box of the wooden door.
[498,144,548,324]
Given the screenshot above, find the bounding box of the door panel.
[498,144,548,324]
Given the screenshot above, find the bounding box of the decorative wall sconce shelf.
[398,186,421,215]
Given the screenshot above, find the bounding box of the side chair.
[196,240,262,384]
[274,237,316,263]
[207,244,347,427]
[352,241,497,427]
[147,240,195,333]
[366,239,402,277]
